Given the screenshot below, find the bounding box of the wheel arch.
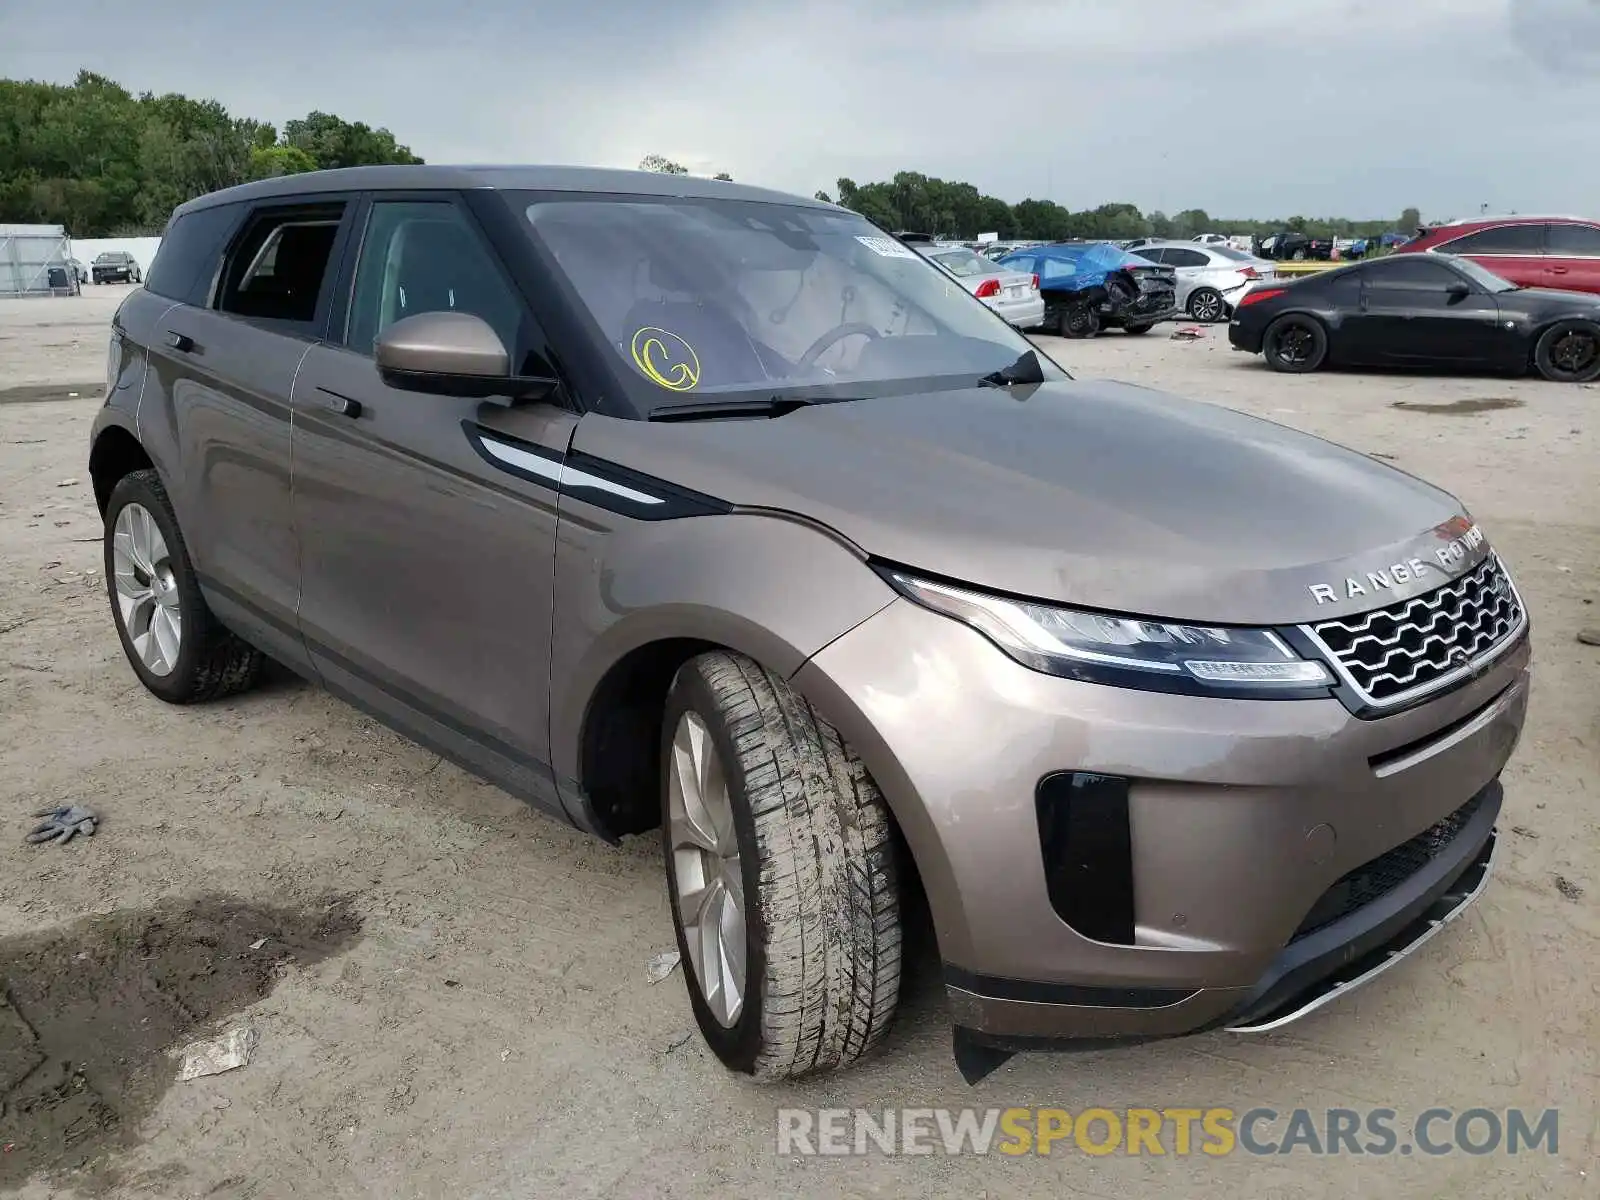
[88,421,155,516]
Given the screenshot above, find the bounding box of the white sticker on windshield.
[855,235,919,260]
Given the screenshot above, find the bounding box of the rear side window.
[1437,224,1545,255]
[1546,223,1600,256]
[1164,248,1210,268]
[145,204,244,305]
[217,204,345,324]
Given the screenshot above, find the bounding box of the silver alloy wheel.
[668,710,747,1027]
[1191,290,1224,322]
[112,502,182,677]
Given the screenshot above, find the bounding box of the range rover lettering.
[90,166,1531,1081]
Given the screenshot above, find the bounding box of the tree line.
[0,71,422,236]
[0,73,1417,244]
[814,173,1420,244]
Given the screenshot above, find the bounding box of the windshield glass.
[1441,254,1518,293]
[928,248,996,278]
[521,196,1058,414]
[94,253,121,262]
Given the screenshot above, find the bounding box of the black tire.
[1533,320,1600,383]
[1188,287,1225,323]
[661,651,901,1079]
[1292,249,1307,261]
[1123,323,1154,336]
[1262,314,1328,373]
[1059,304,1100,338]
[103,469,263,704]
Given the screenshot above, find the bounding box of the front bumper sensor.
[948,783,1500,1084]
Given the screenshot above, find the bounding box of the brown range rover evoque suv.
[89,166,1531,1081]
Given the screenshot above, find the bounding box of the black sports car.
[1228,252,1600,382]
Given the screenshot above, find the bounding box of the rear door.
[1434,222,1547,288]
[143,196,357,671]
[1354,257,1505,365]
[288,192,574,820]
[1542,222,1600,295]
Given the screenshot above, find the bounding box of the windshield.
[521,196,1058,415]
[1440,254,1518,293]
[928,248,997,278]
[94,253,122,263]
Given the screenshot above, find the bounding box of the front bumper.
[793,597,1529,1044]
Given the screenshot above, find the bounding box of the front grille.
[1291,789,1488,940]
[1307,554,1523,707]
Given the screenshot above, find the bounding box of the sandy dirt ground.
[1,288,1596,1199]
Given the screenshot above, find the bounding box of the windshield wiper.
[978,349,1046,389]
[648,395,823,423]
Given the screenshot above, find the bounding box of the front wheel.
[103,469,264,703]
[1533,320,1600,383]
[1262,314,1328,373]
[661,651,902,1079]
[1188,287,1225,323]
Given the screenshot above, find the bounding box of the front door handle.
[1549,266,1570,275]
[164,331,196,353]
[316,387,363,418]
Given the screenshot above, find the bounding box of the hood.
[574,380,1480,625]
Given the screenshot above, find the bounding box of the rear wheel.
[103,469,263,704]
[1188,287,1225,323]
[661,651,901,1079]
[1533,320,1600,383]
[1262,314,1328,373]
[1059,304,1100,338]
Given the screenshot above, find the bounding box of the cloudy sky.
[4,0,1600,221]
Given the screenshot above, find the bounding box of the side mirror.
[1445,281,1471,302]
[374,311,557,402]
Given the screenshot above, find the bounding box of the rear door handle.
[164,331,196,353]
[316,387,363,418]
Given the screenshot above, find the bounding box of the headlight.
[881,569,1333,697]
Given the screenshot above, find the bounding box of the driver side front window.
[344,200,524,359]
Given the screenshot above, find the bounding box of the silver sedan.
[917,244,1046,329]
[1128,241,1276,323]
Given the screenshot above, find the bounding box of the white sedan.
[916,244,1046,330]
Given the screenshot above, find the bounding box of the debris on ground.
[25,804,98,846]
[177,1025,260,1081]
[1553,875,1585,902]
[248,938,267,950]
[646,950,681,983]
[1169,325,1206,341]
[54,478,78,488]
[1577,628,1600,647]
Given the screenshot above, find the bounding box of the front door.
[289,194,575,819]
[1356,258,1504,366]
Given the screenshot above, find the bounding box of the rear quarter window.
[144,203,246,305]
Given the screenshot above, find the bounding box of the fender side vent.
[1035,772,1136,945]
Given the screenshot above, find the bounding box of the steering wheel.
[798,322,882,369]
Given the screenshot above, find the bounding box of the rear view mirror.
[1445,281,1471,302]
[375,311,557,402]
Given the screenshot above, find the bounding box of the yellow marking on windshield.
[630,327,702,391]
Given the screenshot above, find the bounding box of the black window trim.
[212,192,360,339]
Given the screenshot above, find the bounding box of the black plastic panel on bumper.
[947,779,1501,1080]
[1218,779,1500,1033]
